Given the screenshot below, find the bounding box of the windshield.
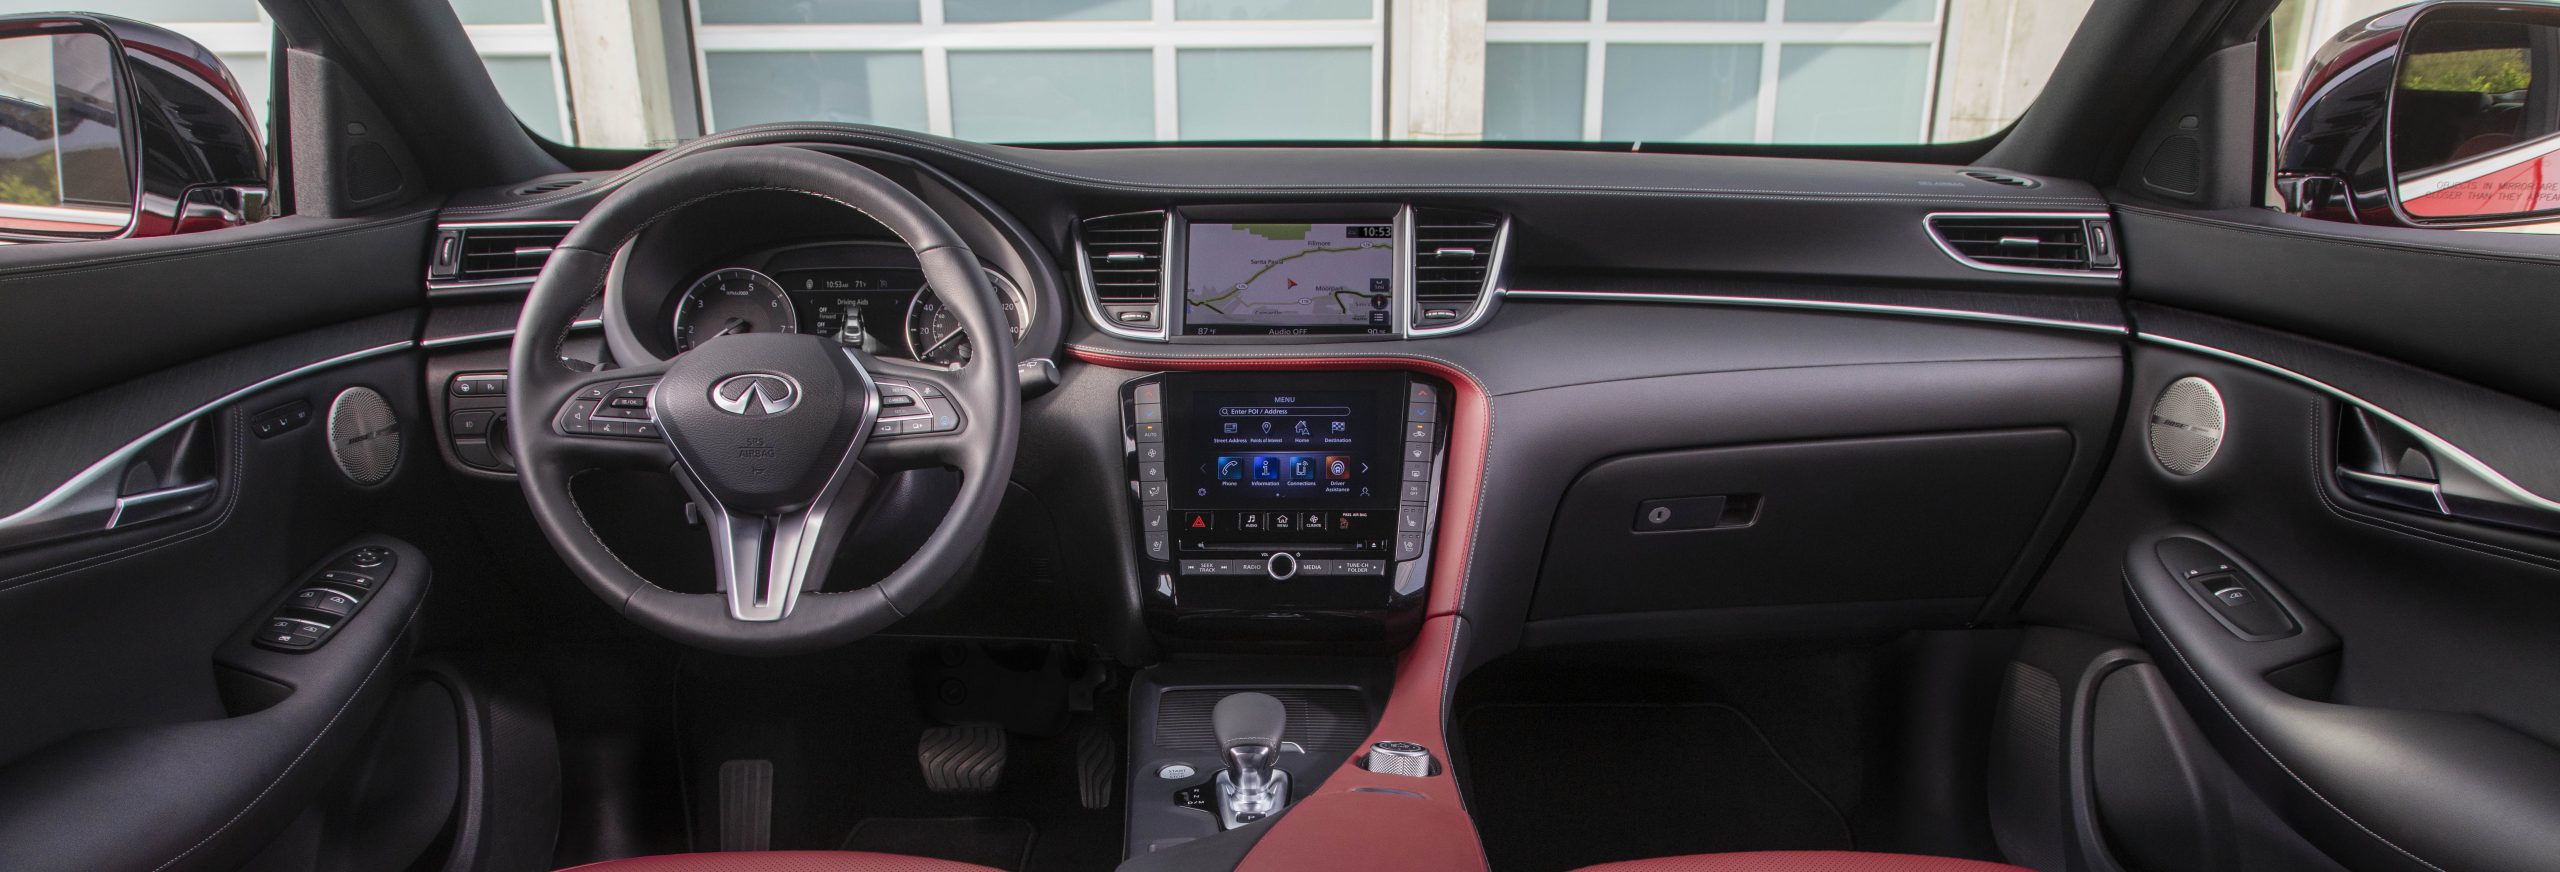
[46,0,2103,150]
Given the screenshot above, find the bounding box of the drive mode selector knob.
[1266,552,1297,580]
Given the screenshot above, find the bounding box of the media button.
[1296,559,1333,575]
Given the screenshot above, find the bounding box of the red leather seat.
[557,851,1001,872]
[1575,851,2032,872]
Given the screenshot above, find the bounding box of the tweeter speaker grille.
[327,387,402,485]
[2149,376,2226,475]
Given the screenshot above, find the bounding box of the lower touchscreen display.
[1170,389,1390,508]
[1181,222,1395,336]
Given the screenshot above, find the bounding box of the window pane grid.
[693,0,1385,139]
[1485,0,1944,144]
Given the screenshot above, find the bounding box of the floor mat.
[841,817,1035,870]
[1459,702,1853,872]
[673,641,1124,872]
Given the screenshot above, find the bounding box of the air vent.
[1077,211,1167,336]
[428,222,573,285]
[513,178,586,196]
[1410,209,1504,334]
[1925,213,2121,276]
[1961,170,2041,188]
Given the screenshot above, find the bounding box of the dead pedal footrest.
[918,725,1007,793]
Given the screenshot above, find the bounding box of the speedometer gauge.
[672,268,797,352]
[903,273,1026,367]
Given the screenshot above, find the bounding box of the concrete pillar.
[1391,0,1488,140]
[556,0,683,148]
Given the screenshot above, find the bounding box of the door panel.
[2026,311,2560,870]
[0,212,442,870]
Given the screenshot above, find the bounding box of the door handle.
[107,478,219,529]
[2335,406,2560,536]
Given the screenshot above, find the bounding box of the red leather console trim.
[1064,348,1492,871]
[1236,614,1485,872]
[1060,348,1489,618]
[555,850,1003,872]
[1571,851,2034,872]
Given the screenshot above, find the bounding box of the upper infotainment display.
[1180,222,1395,336]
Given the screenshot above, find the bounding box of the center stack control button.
[1266,552,1298,580]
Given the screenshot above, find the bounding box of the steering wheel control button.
[558,399,598,434]
[1266,552,1298,580]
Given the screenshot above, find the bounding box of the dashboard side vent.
[1409,209,1504,334]
[1077,211,1168,336]
[1925,213,2121,276]
[429,222,574,285]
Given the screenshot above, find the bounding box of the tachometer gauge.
[672,268,797,352]
[903,274,1026,366]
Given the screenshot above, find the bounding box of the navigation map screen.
[1181,222,1395,336]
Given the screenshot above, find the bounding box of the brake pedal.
[717,759,773,851]
[919,725,1007,793]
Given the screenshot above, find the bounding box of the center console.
[1120,370,1445,646]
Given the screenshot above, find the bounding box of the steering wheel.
[506,145,1020,656]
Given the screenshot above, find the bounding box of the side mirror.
[2277,1,2560,230]
[0,14,267,243]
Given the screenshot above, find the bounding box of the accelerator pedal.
[919,725,1007,793]
[717,759,774,851]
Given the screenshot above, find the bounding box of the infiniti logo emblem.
[712,373,799,416]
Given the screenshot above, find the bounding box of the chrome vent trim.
[1074,210,1170,341]
[428,220,577,289]
[1407,208,1507,337]
[1924,212,2122,279]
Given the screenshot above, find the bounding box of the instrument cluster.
[667,242,1027,367]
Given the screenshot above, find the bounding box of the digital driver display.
[1181,222,1395,336]
[1170,389,1390,508]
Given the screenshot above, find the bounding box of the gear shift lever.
[1212,692,1290,828]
